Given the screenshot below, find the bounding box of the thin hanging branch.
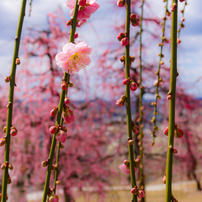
[41,1,79,202]
[151,0,169,145]
[1,1,27,202]
[165,0,178,201]
[138,0,145,201]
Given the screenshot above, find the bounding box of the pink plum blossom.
[77,19,87,27]
[119,163,130,175]
[56,130,67,143]
[66,0,100,20]
[55,41,92,74]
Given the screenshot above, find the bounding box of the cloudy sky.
[0,0,202,97]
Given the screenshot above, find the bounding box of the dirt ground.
[74,181,202,202]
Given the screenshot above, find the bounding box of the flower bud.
[128,139,134,145]
[116,99,124,107]
[129,82,138,91]
[3,126,7,133]
[68,82,73,87]
[66,19,72,26]
[132,124,140,134]
[119,55,125,62]
[0,138,6,146]
[49,126,58,134]
[138,189,145,198]
[41,160,49,167]
[4,77,10,83]
[56,180,61,185]
[121,37,129,46]
[49,194,59,202]
[15,58,20,65]
[175,128,184,138]
[162,175,166,184]
[164,126,168,136]
[123,78,130,85]
[7,176,12,184]
[61,81,68,90]
[177,38,181,44]
[130,13,137,20]
[64,97,70,105]
[50,107,58,117]
[117,32,125,41]
[8,164,13,170]
[1,163,7,170]
[117,0,125,7]
[129,56,135,62]
[10,126,17,136]
[131,187,138,194]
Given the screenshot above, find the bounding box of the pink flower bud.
[64,97,70,105]
[177,38,181,44]
[119,55,125,62]
[117,0,125,7]
[0,138,6,146]
[123,78,130,85]
[131,19,139,27]
[129,56,135,62]
[132,124,139,134]
[120,94,126,101]
[179,0,185,2]
[10,127,17,136]
[41,160,49,167]
[121,37,129,46]
[181,17,185,22]
[61,81,68,90]
[131,187,138,194]
[49,194,59,202]
[116,99,124,107]
[117,32,125,41]
[49,126,58,134]
[162,175,166,184]
[7,176,11,184]
[50,107,58,117]
[63,109,74,124]
[130,13,137,20]
[4,77,10,83]
[129,82,138,91]
[1,163,7,170]
[74,32,78,39]
[8,164,13,170]
[15,58,20,65]
[79,0,86,6]
[56,130,67,143]
[164,127,169,136]
[66,20,72,26]
[3,126,7,133]
[175,128,184,138]
[138,190,145,198]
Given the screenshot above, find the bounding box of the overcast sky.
[0,0,202,97]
